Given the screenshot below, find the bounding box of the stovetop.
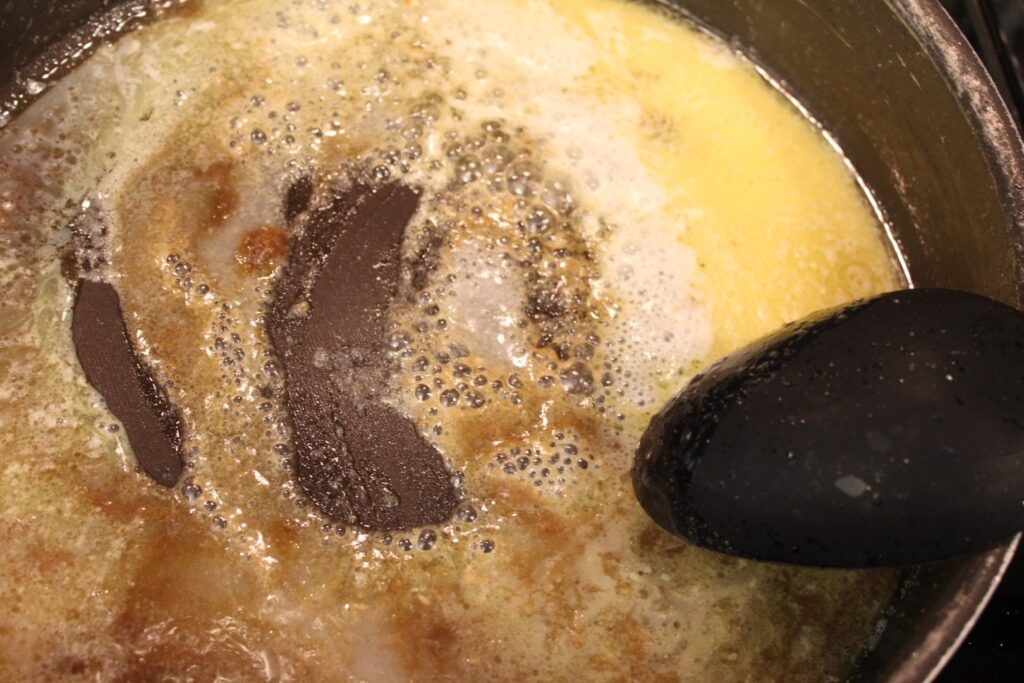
[936,551,1024,680]
[934,2,1023,680]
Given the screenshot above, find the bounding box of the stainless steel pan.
[2,1,1021,680]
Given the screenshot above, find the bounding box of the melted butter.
[555,0,901,356]
[0,0,900,680]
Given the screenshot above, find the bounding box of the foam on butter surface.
[0,1,900,680]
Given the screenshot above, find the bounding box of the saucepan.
[2,0,1021,680]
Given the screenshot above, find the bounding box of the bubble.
[418,529,437,550]
[456,155,482,184]
[526,205,554,232]
[379,487,400,509]
[439,389,459,407]
[181,480,202,502]
[480,539,495,553]
[387,332,411,350]
[402,124,423,141]
[251,129,268,144]
[541,179,575,214]
[507,159,540,197]
[575,343,594,360]
[415,384,432,401]
[288,300,311,319]
[560,362,594,395]
[481,145,512,173]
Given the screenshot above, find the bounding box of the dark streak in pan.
[267,179,458,531]
[71,278,184,487]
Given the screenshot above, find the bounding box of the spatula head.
[633,289,1024,568]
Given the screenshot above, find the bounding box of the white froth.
[424,0,712,397]
[599,226,710,401]
[443,238,531,368]
[425,0,674,233]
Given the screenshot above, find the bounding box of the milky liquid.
[0,0,900,680]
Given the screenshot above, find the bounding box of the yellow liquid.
[551,0,899,354]
[0,0,900,680]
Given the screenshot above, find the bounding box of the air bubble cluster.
[3,0,674,570]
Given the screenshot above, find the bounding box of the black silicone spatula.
[633,288,1024,568]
